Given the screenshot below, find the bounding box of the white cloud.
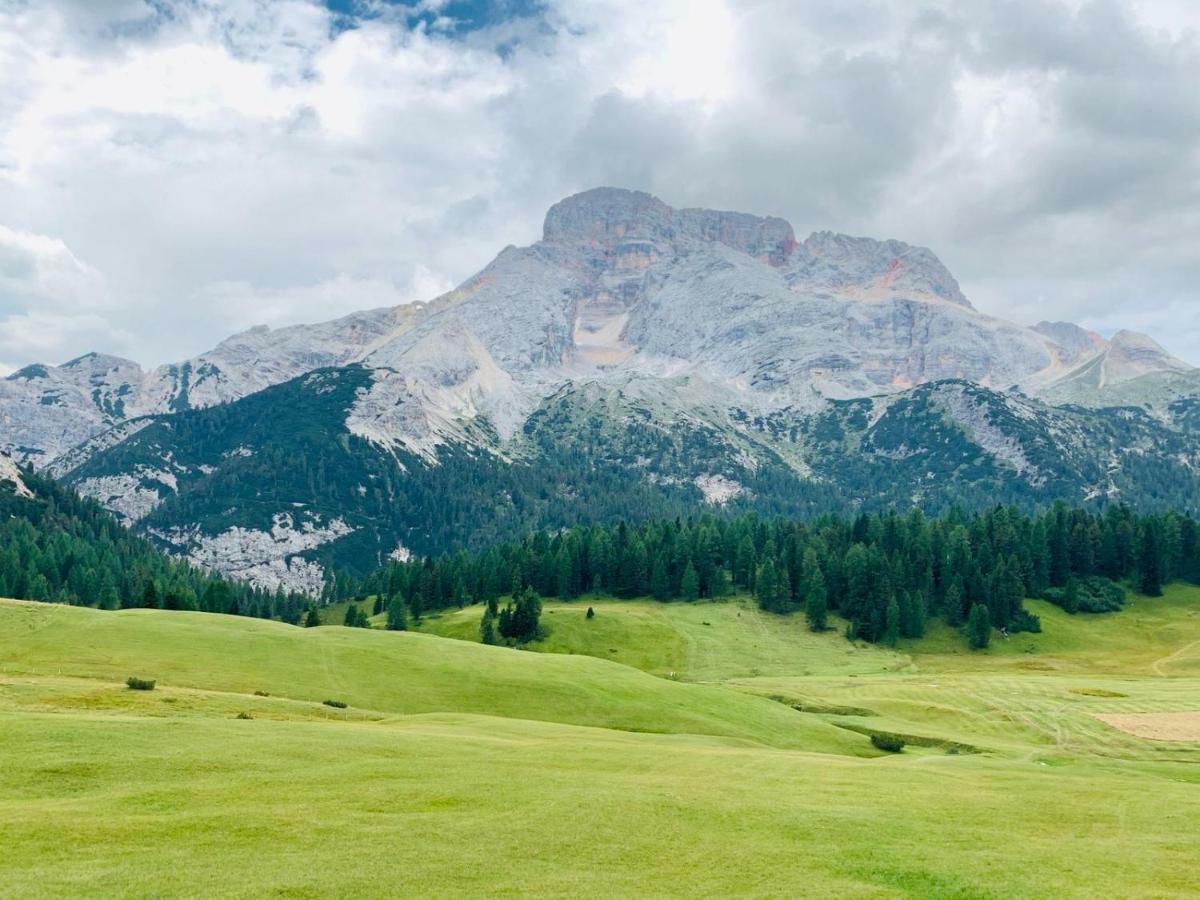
[0,224,109,310]
[0,0,1196,369]
[0,309,133,365]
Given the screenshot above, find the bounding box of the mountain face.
[0,452,32,499]
[2,187,1196,592]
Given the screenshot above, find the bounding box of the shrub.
[236,711,253,720]
[1008,608,1042,634]
[126,677,156,691]
[586,606,595,620]
[870,733,906,753]
[322,699,348,709]
[253,690,270,697]
[1042,577,1125,614]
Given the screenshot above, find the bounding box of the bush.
[1043,576,1125,614]
[1008,608,1042,634]
[126,677,156,691]
[236,711,253,720]
[870,733,906,753]
[253,690,270,697]
[322,699,348,709]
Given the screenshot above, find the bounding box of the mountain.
[2,187,1197,591]
[0,450,306,618]
[0,451,32,499]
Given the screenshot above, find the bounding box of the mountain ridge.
[2,187,1197,591]
[3,187,1191,467]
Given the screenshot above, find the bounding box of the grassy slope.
[417,595,912,681]
[912,589,1200,676]
[3,589,1200,897]
[737,585,1200,762]
[0,600,865,754]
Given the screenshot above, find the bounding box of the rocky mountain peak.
[542,187,674,246]
[1106,329,1191,374]
[61,351,138,370]
[1032,322,1106,360]
[542,187,797,266]
[792,231,971,308]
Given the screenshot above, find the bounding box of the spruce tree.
[883,596,900,647]
[386,596,408,631]
[804,564,828,632]
[754,559,781,612]
[967,603,991,650]
[1136,522,1164,597]
[1063,578,1081,614]
[650,553,671,601]
[304,608,321,628]
[479,608,497,645]
[680,562,700,601]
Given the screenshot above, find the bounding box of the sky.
[1,0,1198,373]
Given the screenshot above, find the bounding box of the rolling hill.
[2,594,1199,897]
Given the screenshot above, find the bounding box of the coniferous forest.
[349,503,1198,647]
[0,468,310,621]
[6,457,1199,650]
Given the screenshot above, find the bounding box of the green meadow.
[3,587,1200,897]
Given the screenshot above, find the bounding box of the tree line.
[347,503,1199,647]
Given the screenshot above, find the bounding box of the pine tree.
[804,563,828,632]
[967,603,991,650]
[680,562,700,601]
[1063,577,1080,614]
[1136,522,1164,597]
[650,553,671,601]
[480,607,497,644]
[883,596,900,647]
[709,567,731,599]
[944,577,966,626]
[304,608,321,628]
[386,595,408,631]
[754,559,783,612]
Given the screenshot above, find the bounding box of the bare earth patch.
[1095,712,1200,742]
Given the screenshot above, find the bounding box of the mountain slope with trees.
[0,456,308,620]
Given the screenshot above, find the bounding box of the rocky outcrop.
[0,452,32,498]
[151,513,355,595]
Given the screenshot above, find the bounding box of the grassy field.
[416,595,912,681]
[2,587,1200,897]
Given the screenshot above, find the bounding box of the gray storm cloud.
[0,0,1196,373]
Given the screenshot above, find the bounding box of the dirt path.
[1151,639,1200,677]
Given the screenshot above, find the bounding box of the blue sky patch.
[323,1,546,36]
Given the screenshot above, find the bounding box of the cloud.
[0,0,1196,368]
[0,224,108,308]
